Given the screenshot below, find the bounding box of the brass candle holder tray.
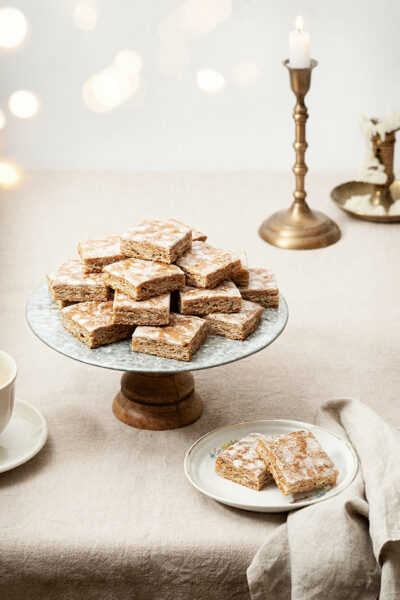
[331,180,400,223]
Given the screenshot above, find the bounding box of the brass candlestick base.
[260,59,341,250]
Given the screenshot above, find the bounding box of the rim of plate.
[0,398,48,473]
[184,418,358,511]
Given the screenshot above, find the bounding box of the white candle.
[289,16,310,68]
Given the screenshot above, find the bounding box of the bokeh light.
[196,69,225,94]
[0,162,19,186]
[8,90,39,119]
[180,0,231,37]
[73,0,98,31]
[0,109,6,129]
[114,49,143,76]
[231,61,260,86]
[0,7,28,49]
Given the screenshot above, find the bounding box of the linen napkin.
[247,398,400,600]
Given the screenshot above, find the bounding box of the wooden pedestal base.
[112,372,203,430]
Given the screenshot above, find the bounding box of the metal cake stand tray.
[26,282,288,430]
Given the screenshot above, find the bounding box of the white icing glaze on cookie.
[176,242,240,276]
[240,268,278,293]
[205,300,262,325]
[103,258,184,286]
[133,313,205,345]
[121,219,191,250]
[180,280,241,301]
[167,219,207,242]
[262,430,338,485]
[49,260,107,288]
[78,235,126,260]
[221,433,269,478]
[62,301,115,331]
[114,291,170,311]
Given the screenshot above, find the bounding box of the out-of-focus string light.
[114,49,143,76]
[196,69,225,94]
[73,0,98,31]
[8,90,39,119]
[0,110,6,129]
[83,50,144,113]
[231,61,260,86]
[0,162,19,186]
[0,7,28,49]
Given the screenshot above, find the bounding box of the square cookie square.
[230,250,250,287]
[102,258,185,301]
[215,433,274,491]
[256,430,339,496]
[239,268,279,308]
[78,234,128,273]
[175,241,241,289]
[131,313,207,362]
[61,301,134,348]
[167,219,207,242]
[178,280,242,315]
[47,259,110,302]
[113,291,170,326]
[120,219,192,264]
[205,299,263,340]
[47,274,78,310]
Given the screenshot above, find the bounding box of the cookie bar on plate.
[175,241,241,289]
[215,433,274,491]
[256,430,338,496]
[178,280,242,315]
[167,219,207,242]
[47,259,110,302]
[78,234,128,273]
[120,218,192,264]
[47,274,77,310]
[230,250,250,287]
[204,300,263,341]
[131,313,207,361]
[61,301,134,348]
[239,268,279,308]
[112,291,170,326]
[102,258,185,301]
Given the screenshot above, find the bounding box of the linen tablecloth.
[0,170,399,599]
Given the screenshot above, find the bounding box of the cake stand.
[26,283,288,430]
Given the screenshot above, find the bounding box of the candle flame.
[295,15,303,33]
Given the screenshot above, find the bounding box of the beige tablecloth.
[0,170,399,599]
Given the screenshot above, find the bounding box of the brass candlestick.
[259,59,341,250]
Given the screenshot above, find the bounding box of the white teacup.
[0,350,17,435]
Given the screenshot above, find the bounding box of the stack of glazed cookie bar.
[46,219,280,362]
[215,430,339,496]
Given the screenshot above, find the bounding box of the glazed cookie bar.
[48,259,110,302]
[230,250,250,287]
[120,219,192,264]
[215,433,274,491]
[167,219,207,242]
[61,301,134,348]
[204,300,263,341]
[47,274,78,310]
[256,430,339,496]
[131,313,207,362]
[239,268,279,308]
[102,258,185,301]
[179,280,242,315]
[175,241,241,289]
[78,234,128,273]
[112,291,170,326]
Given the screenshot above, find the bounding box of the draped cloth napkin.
[247,399,400,600]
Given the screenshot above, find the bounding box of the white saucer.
[184,419,358,513]
[0,398,48,473]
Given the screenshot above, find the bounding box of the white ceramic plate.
[0,398,48,473]
[184,419,358,513]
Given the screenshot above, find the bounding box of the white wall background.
[1,0,400,171]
